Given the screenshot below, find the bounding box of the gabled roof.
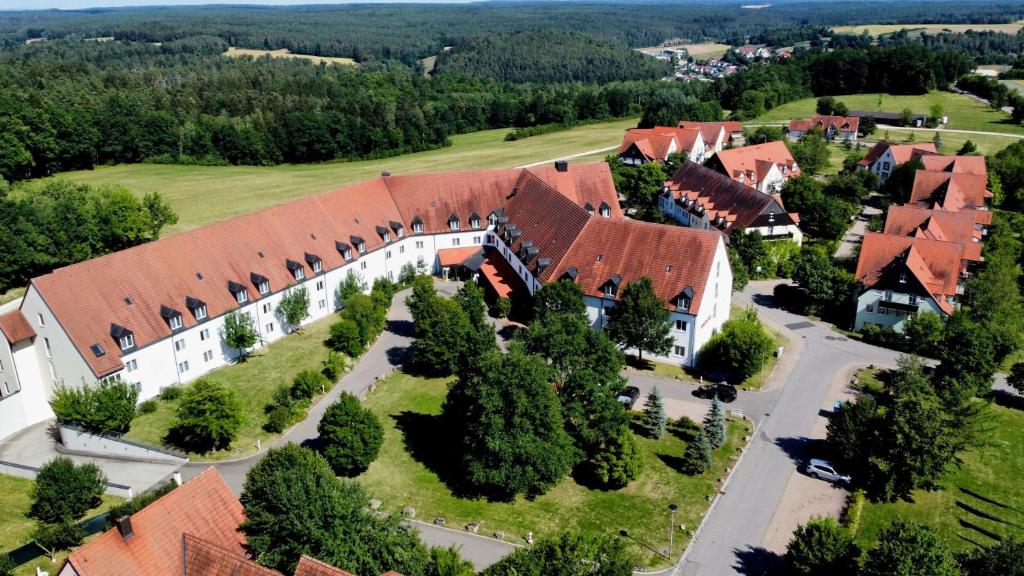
[183,534,280,576]
[678,121,743,140]
[711,141,798,188]
[619,127,703,161]
[788,115,860,134]
[66,468,247,576]
[0,310,34,345]
[856,141,937,167]
[855,233,965,314]
[909,171,990,212]
[883,205,984,261]
[28,163,620,378]
[664,161,795,233]
[918,154,987,176]
[294,556,356,576]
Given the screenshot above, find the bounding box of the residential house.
[908,171,992,213]
[619,127,706,165]
[787,115,860,141]
[882,205,985,264]
[678,121,745,152]
[704,141,800,193]
[0,161,730,442]
[856,141,938,183]
[660,161,803,245]
[60,467,387,576]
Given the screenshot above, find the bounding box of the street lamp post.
[668,503,679,558]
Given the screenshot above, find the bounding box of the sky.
[4,0,481,9]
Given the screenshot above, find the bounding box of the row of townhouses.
[853,141,991,331]
[0,161,732,442]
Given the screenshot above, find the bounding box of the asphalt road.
[674,281,902,576]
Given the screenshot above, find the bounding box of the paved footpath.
[674,281,902,576]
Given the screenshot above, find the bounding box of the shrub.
[321,350,346,382]
[50,379,139,434]
[591,427,643,488]
[317,393,384,476]
[491,296,512,318]
[291,369,329,401]
[30,457,106,524]
[0,554,14,576]
[137,399,158,415]
[785,517,861,576]
[698,307,773,383]
[327,318,364,357]
[370,277,395,310]
[264,405,294,433]
[342,293,386,345]
[160,386,183,401]
[168,379,243,453]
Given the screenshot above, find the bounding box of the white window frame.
[169,315,183,330]
[174,338,186,352]
[195,305,207,320]
[312,260,322,273]
[294,268,305,281]
[125,359,138,372]
[237,290,249,304]
[178,360,189,373]
[200,328,210,341]
[118,334,134,350]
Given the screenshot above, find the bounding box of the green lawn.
[853,404,1024,553]
[53,118,637,235]
[869,127,1021,156]
[125,314,341,461]
[0,474,122,576]
[755,92,1024,136]
[358,372,749,569]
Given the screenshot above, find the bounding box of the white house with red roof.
[0,161,730,442]
[788,115,860,141]
[856,141,938,183]
[705,141,800,194]
[677,121,745,153]
[619,127,706,165]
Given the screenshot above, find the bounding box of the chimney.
[173,472,182,486]
[116,516,134,540]
[554,160,568,172]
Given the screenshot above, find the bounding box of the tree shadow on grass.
[655,453,690,474]
[958,518,1004,543]
[624,355,654,371]
[955,532,987,549]
[956,500,1022,528]
[959,485,1023,513]
[392,410,469,497]
[987,388,1024,411]
[732,545,784,576]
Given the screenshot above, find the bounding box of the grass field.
[0,474,122,576]
[755,91,1024,136]
[853,404,1024,553]
[57,117,636,235]
[358,372,749,568]
[831,20,1024,36]
[224,47,356,66]
[125,315,340,461]
[871,127,1021,155]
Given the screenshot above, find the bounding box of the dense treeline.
[878,28,1024,65]
[1,2,1021,64]
[433,30,669,84]
[0,38,663,181]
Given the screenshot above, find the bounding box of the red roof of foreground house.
[855,233,965,314]
[711,141,799,188]
[918,154,987,176]
[620,127,702,161]
[789,114,860,134]
[0,310,35,345]
[883,205,984,261]
[856,141,937,167]
[909,171,991,212]
[183,534,279,576]
[293,556,356,576]
[27,163,620,378]
[66,468,247,576]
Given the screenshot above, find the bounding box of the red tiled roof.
[711,141,798,188]
[620,127,702,161]
[67,468,247,576]
[0,310,35,345]
[883,205,984,260]
[437,246,483,267]
[909,171,990,212]
[664,161,794,233]
[856,141,937,167]
[28,163,620,378]
[855,233,965,314]
[678,121,743,143]
[918,154,987,176]
[479,251,523,299]
[293,556,355,576]
[183,534,280,576]
[788,115,859,134]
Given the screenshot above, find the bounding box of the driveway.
[675,280,903,576]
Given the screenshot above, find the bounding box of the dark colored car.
[617,386,641,409]
[693,382,738,403]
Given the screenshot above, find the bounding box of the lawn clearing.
[54,117,637,235]
[831,21,1024,36]
[224,47,356,66]
[0,474,122,576]
[125,315,340,461]
[358,372,749,569]
[852,404,1024,553]
[755,91,1024,136]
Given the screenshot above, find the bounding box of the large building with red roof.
[0,161,730,441]
[619,127,707,165]
[787,115,859,141]
[677,121,745,153]
[856,141,938,183]
[704,141,800,194]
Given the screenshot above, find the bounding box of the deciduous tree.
[169,378,243,453]
[223,310,259,359]
[276,285,310,331]
[29,457,105,525]
[483,532,633,576]
[606,278,673,362]
[785,517,861,576]
[862,520,961,576]
[317,392,384,476]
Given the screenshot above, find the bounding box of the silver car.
[806,459,851,485]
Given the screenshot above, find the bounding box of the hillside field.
[831,20,1024,36]
[223,47,356,66]
[56,118,636,235]
[755,91,1024,136]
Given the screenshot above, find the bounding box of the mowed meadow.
[56,118,636,234]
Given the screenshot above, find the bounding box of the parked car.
[806,459,851,485]
[693,382,738,403]
[617,386,641,409]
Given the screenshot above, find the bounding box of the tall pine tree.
[681,428,712,475]
[703,397,726,448]
[641,386,666,439]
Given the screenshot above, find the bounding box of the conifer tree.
[703,397,726,448]
[641,386,666,438]
[681,428,712,475]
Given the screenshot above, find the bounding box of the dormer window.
[336,241,353,261]
[411,217,424,234]
[195,305,207,320]
[377,225,391,243]
[161,305,184,331]
[584,203,595,216]
[604,284,615,296]
[390,220,405,238]
[186,297,207,320]
[448,214,460,231]
[599,202,611,218]
[351,236,366,254]
[488,213,498,226]
[170,315,183,330]
[899,273,907,284]
[470,212,481,229]
[111,324,135,351]
[603,275,621,297]
[767,213,775,223]
[229,281,248,304]
[675,286,694,312]
[252,272,271,294]
[305,253,322,274]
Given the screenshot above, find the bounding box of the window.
[399,246,405,254]
[416,241,424,249]
[909,294,918,305]
[319,299,326,310]
[1,379,20,398]
[118,334,134,350]
[767,213,775,223]
[125,359,138,372]
[600,206,610,217]
[866,304,874,313]
[488,213,498,226]
[602,306,612,327]
[471,217,481,229]
[357,243,366,254]
[200,328,210,341]
[383,231,391,243]
[203,350,214,362]
[266,323,275,333]
[452,238,461,246]
[413,222,423,234]
[195,305,207,320]
[312,260,322,273]
[263,303,271,314]
[884,290,893,300]
[294,268,305,281]
[169,315,183,330]
[675,320,687,332]
[604,284,615,296]
[674,345,686,357]
[174,338,186,352]
[878,306,888,315]
[882,161,891,171]
[37,313,45,327]
[178,361,189,373]
[316,280,324,291]
[386,251,392,260]
[237,290,249,304]
[450,220,460,231]
[0,358,3,372]
[259,281,270,295]
[473,236,481,244]
[360,261,367,270]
